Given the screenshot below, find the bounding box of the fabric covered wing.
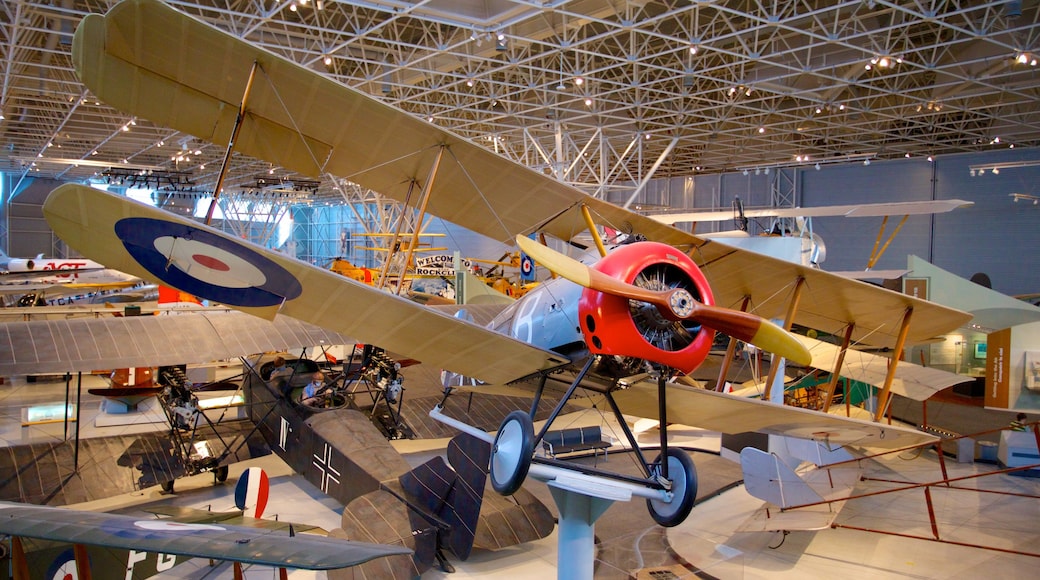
[0,310,351,376]
[609,381,936,449]
[69,0,970,350]
[795,334,971,401]
[43,184,568,385]
[685,238,972,348]
[71,0,689,248]
[0,501,409,570]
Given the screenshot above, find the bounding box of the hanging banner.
[415,255,456,276]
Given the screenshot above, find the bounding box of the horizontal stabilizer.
[775,437,855,468]
[741,447,823,508]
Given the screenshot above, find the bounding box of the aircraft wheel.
[215,465,229,482]
[646,448,698,527]
[160,480,175,493]
[489,410,534,495]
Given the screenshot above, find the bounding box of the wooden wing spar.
[70,0,971,353]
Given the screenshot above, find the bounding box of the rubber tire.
[215,465,229,482]
[160,480,175,493]
[646,448,698,527]
[489,410,535,495]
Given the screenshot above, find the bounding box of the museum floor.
[1,370,1038,579]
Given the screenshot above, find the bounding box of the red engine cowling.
[578,242,715,374]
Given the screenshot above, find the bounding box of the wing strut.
[375,179,419,290]
[865,214,910,270]
[715,295,751,391]
[874,307,913,422]
[11,537,28,580]
[205,60,260,225]
[821,324,856,412]
[580,204,608,257]
[74,544,92,580]
[393,146,445,294]
[763,276,806,399]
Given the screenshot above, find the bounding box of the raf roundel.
[520,254,535,280]
[114,218,303,307]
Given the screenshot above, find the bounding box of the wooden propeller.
[516,236,811,366]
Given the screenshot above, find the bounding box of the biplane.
[39,0,973,575]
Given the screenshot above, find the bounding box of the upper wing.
[43,184,569,385]
[685,239,971,347]
[651,199,974,224]
[0,310,353,376]
[70,0,971,349]
[0,501,408,570]
[71,0,693,249]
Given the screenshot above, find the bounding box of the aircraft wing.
[607,381,936,449]
[0,282,69,294]
[72,0,687,249]
[0,501,409,570]
[684,239,971,348]
[43,184,569,386]
[69,0,971,351]
[796,334,972,401]
[0,310,353,376]
[651,199,974,224]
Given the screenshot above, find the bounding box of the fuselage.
[0,256,138,287]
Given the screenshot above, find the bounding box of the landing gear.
[214,465,229,483]
[646,448,697,527]
[160,480,175,493]
[434,548,456,573]
[489,410,534,495]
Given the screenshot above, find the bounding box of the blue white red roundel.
[115,218,302,307]
[519,253,535,281]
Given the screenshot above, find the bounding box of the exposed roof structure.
[2,0,1038,198]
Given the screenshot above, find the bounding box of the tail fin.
[234,466,270,519]
[158,285,205,309]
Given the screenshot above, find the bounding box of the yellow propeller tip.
[751,324,812,366]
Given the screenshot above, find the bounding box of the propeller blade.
[515,236,810,365]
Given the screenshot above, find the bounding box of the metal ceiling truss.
[2,0,1039,211]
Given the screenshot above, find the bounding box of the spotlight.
[742,169,749,176]
[814,163,821,171]
[863,159,870,166]
[969,169,976,176]
[993,168,1000,175]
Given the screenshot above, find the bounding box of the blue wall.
[669,148,1040,296]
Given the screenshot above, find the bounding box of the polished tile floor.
[3,373,1039,579]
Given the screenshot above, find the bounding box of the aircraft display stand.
[431,405,666,580]
[546,474,632,579]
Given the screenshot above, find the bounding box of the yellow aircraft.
[43,0,973,574]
